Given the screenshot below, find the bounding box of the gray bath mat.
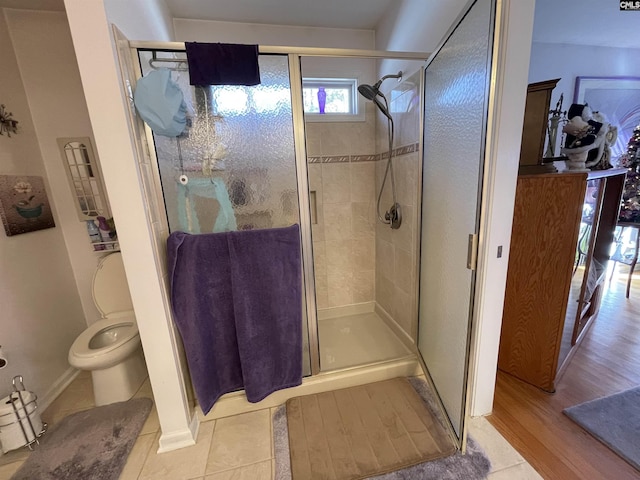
[564,386,640,471]
[11,397,152,480]
[273,377,492,479]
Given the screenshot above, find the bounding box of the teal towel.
[177,177,237,233]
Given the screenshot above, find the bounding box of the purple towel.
[167,225,302,413]
[185,42,261,86]
[167,230,244,413]
[228,225,303,402]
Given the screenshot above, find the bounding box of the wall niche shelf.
[91,240,119,252]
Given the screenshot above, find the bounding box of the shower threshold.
[199,356,420,422]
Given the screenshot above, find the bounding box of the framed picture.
[0,175,55,236]
[574,76,640,158]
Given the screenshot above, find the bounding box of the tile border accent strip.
[381,142,419,160]
[307,143,419,164]
[351,154,380,163]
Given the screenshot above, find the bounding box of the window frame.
[302,77,365,123]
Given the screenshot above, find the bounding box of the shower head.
[357,84,379,101]
[358,71,402,121]
[357,71,402,99]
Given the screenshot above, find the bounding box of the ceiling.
[0,0,636,49]
[165,0,396,30]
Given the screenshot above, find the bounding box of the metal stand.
[5,376,47,450]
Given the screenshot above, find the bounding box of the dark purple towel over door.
[185,42,261,86]
[167,231,244,414]
[228,225,303,402]
[167,225,303,413]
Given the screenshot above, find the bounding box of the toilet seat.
[92,252,134,317]
[71,315,138,357]
[69,316,140,370]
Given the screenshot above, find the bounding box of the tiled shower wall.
[306,102,377,309]
[375,70,422,339]
[305,69,422,338]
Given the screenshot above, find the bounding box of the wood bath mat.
[285,377,456,479]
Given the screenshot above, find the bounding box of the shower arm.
[375,72,403,90]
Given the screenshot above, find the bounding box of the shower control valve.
[386,203,402,230]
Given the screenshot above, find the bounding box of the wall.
[306,101,377,309]
[528,42,640,156]
[374,69,422,339]
[173,18,373,49]
[375,0,468,77]
[105,0,175,41]
[0,9,86,405]
[297,56,377,310]
[6,8,105,325]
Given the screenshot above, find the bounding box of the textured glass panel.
[418,0,493,437]
[138,52,310,377]
[138,53,300,233]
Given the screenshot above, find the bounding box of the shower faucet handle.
[386,203,402,230]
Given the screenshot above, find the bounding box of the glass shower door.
[418,0,495,446]
[138,52,311,376]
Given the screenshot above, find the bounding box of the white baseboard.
[375,303,416,352]
[39,367,80,412]
[157,412,199,453]
[317,301,375,320]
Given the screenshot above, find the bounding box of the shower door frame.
[129,41,431,378]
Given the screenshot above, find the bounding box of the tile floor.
[318,311,412,371]
[0,373,542,480]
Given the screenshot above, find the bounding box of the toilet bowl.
[68,252,147,406]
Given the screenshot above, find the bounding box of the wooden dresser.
[498,169,626,392]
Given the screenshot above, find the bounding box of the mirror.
[57,137,110,221]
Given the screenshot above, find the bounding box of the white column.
[63,0,197,451]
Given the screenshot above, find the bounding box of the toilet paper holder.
[0,375,47,452]
[0,345,7,369]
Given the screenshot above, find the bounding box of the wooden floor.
[489,267,640,480]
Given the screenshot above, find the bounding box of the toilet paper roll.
[0,346,7,369]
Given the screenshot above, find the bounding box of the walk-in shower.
[115,0,495,450]
[358,71,403,229]
[135,49,425,377]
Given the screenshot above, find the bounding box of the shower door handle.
[467,233,478,270]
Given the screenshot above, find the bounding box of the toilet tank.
[92,252,134,318]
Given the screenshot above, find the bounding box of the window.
[302,78,358,116]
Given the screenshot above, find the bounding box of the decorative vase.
[14,204,43,219]
[317,87,326,114]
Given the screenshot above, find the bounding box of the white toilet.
[68,252,147,406]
